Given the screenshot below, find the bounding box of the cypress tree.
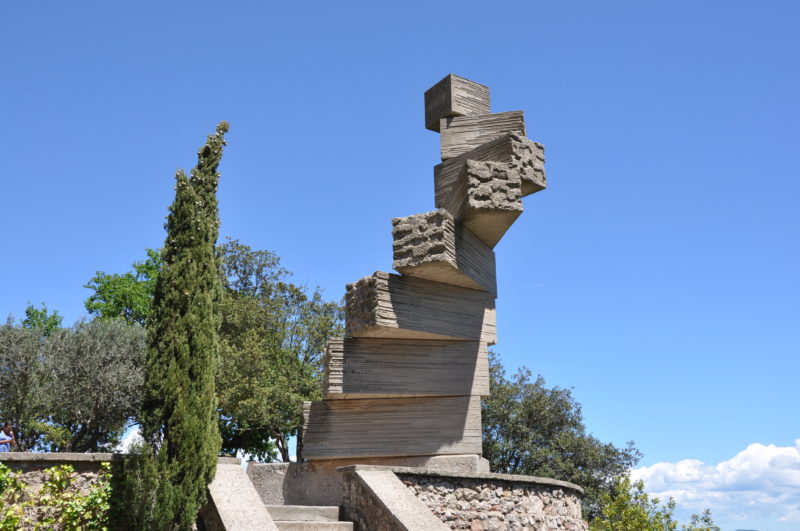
[139,122,229,530]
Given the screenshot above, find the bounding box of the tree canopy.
[483,352,719,527]
[590,476,720,531]
[0,315,145,452]
[482,351,641,518]
[84,249,162,326]
[217,238,343,461]
[84,238,344,462]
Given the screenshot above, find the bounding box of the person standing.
[0,422,16,452]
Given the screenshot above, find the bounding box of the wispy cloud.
[114,426,142,453]
[632,439,800,527]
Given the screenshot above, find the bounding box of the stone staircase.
[266,505,353,531]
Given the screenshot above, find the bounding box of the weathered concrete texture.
[268,505,353,531]
[345,271,496,344]
[435,132,546,212]
[440,111,526,160]
[340,466,450,531]
[201,458,278,531]
[392,209,496,295]
[324,337,489,399]
[274,523,353,531]
[266,505,341,522]
[434,133,545,248]
[425,74,491,132]
[248,455,491,507]
[399,471,587,530]
[302,395,482,460]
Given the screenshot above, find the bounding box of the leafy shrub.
[0,462,111,530]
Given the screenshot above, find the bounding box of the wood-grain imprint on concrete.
[324,337,489,399]
[424,74,491,132]
[345,271,496,344]
[302,396,482,459]
[440,111,526,160]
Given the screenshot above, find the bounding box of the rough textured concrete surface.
[425,74,490,132]
[202,459,278,531]
[392,209,496,295]
[433,133,546,247]
[440,111,526,160]
[345,271,496,344]
[435,132,546,213]
[302,395,483,460]
[248,455,489,507]
[324,337,489,399]
[340,467,450,530]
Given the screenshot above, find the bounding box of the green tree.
[216,239,344,461]
[0,318,47,451]
[138,122,228,530]
[590,476,720,531]
[21,303,63,336]
[83,238,344,462]
[84,249,162,326]
[42,319,145,452]
[0,317,145,453]
[482,352,641,519]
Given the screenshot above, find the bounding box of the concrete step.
[266,505,340,522]
[273,523,353,531]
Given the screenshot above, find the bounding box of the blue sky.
[2,2,798,528]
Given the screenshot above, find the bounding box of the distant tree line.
[0,307,144,452]
[0,236,342,461]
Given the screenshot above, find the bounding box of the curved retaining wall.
[397,468,587,531]
[336,464,587,531]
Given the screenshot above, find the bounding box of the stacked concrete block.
[424,74,490,132]
[324,338,489,399]
[392,209,496,295]
[302,74,547,461]
[439,110,526,160]
[344,271,496,344]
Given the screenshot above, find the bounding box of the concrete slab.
[203,460,277,531]
[266,505,340,522]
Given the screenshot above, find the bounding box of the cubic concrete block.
[324,337,489,399]
[436,132,546,207]
[440,111,526,160]
[425,74,490,132]
[302,395,482,459]
[434,133,546,247]
[392,209,496,295]
[345,271,496,344]
[434,159,523,248]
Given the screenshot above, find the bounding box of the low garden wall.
[0,452,119,529]
[396,468,588,531]
[0,452,120,487]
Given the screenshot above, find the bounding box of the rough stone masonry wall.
[399,473,588,531]
[1,453,117,495]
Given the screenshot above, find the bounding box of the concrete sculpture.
[303,73,546,461]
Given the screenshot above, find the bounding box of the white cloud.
[632,439,800,527]
[114,426,142,453]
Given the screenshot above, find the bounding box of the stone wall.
[397,470,588,531]
[0,452,119,495]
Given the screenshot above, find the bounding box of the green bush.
[0,462,111,530]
